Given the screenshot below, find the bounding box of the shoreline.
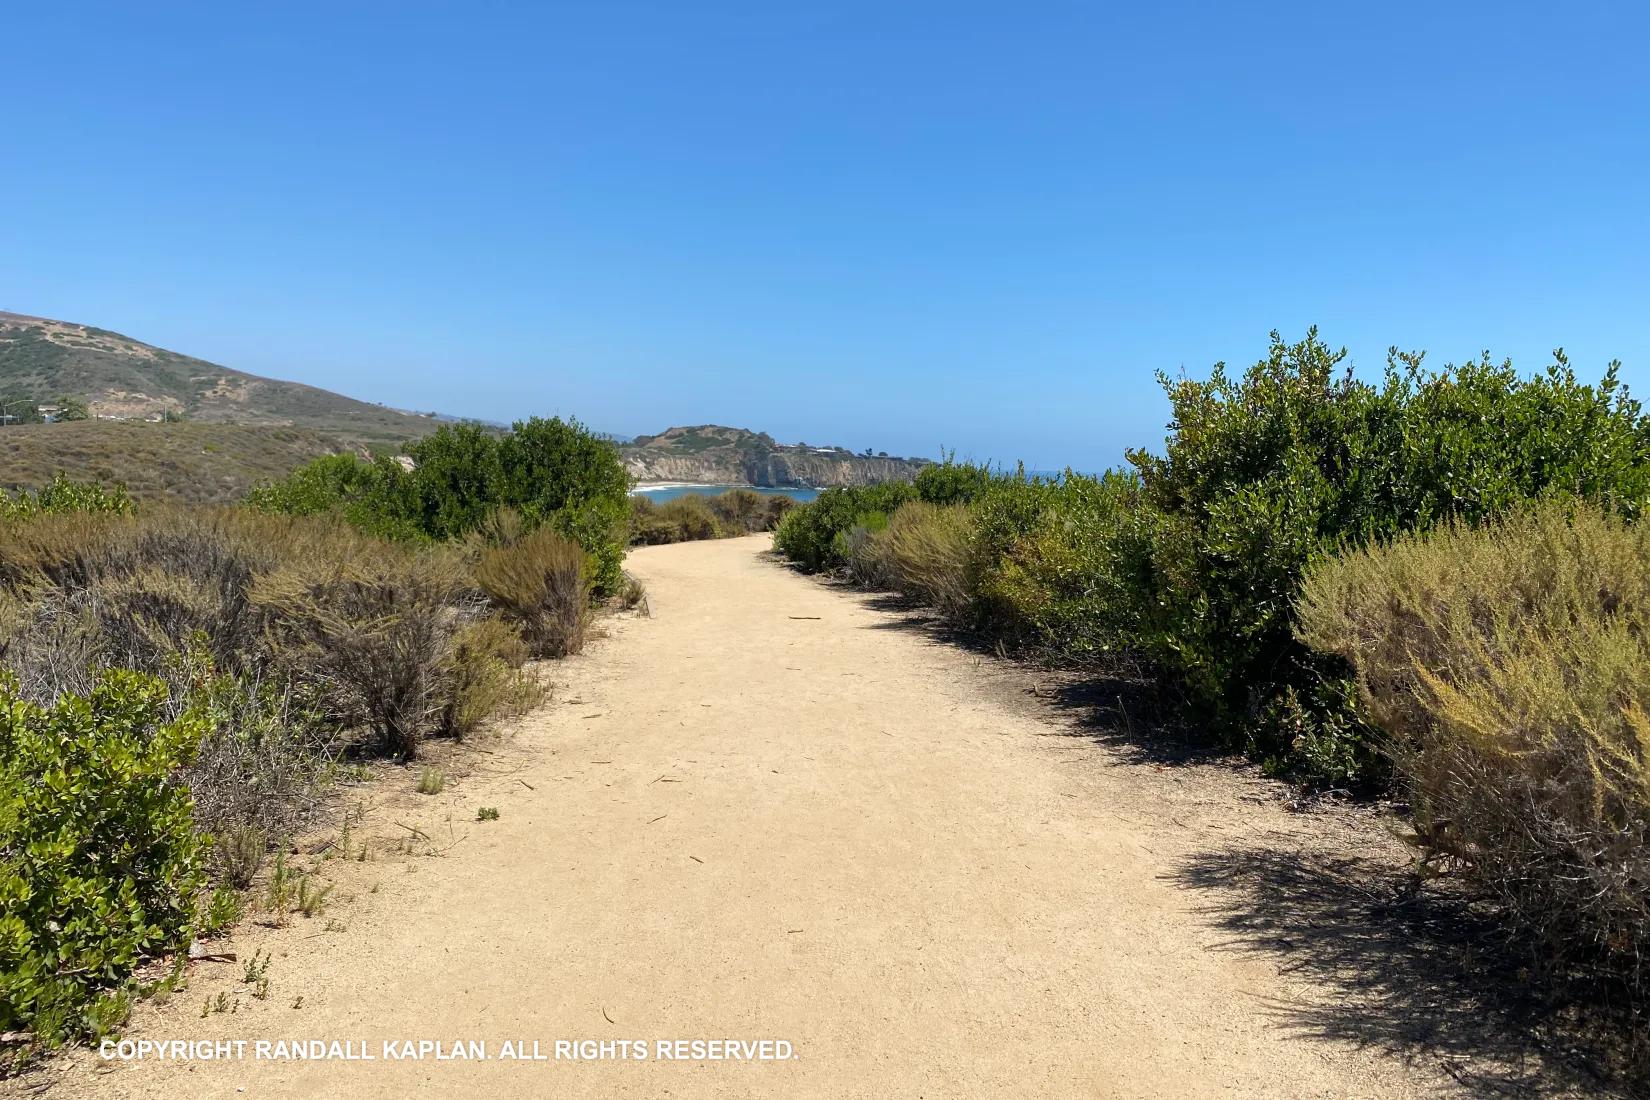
[632,480,732,491]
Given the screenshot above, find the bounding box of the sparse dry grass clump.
[1299,499,1650,999]
[473,526,590,658]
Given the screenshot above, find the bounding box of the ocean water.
[633,483,821,504]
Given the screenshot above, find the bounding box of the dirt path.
[32,535,1555,1098]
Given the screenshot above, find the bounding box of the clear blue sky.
[3,2,1646,471]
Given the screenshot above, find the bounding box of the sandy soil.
[17,536,1585,1098]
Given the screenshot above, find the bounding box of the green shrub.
[473,527,590,658]
[773,482,918,571]
[706,488,767,533]
[1123,333,1650,774]
[246,452,424,541]
[0,474,133,521]
[252,416,631,595]
[0,671,208,1052]
[494,418,630,594]
[1299,499,1650,991]
[969,470,1152,656]
[913,458,995,506]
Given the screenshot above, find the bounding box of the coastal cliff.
[621,425,927,487]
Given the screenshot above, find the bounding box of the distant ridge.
[0,310,440,445]
[621,424,928,488]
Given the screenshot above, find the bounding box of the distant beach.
[632,482,821,504]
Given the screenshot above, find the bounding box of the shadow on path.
[1172,844,1636,1098]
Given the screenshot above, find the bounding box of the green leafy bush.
[251,416,631,595]
[473,527,590,659]
[245,452,424,540]
[0,474,133,522]
[969,471,1152,657]
[1299,500,1650,993]
[773,482,918,571]
[1125,332,1650,772]
[0,671,208,1052]
[913,459,995,506]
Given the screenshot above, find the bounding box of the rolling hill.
[0,310,446,502]
[0,311,436,444]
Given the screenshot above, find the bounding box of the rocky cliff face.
[621,425,927,487]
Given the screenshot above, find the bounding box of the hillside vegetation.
[622,424,927,487]
[0,420,355,505]
[0,311,437,446]
[0,416,632,1062]
[251,418,633,594]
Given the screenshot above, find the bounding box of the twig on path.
[518,778,536,791]
[788,615,821,620]
[394,822,430,840]
[647,814,668,825]
[689,855,704,864]
[582,713,604,719]
[602,1006,615,1025]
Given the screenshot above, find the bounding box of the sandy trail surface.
[29,536,1549,1098]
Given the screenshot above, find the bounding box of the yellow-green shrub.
[473,527,590,658]
[1299,499,1650,987]
[706,488,767,534]
[857,501,976,621]
[442,617,544,737]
